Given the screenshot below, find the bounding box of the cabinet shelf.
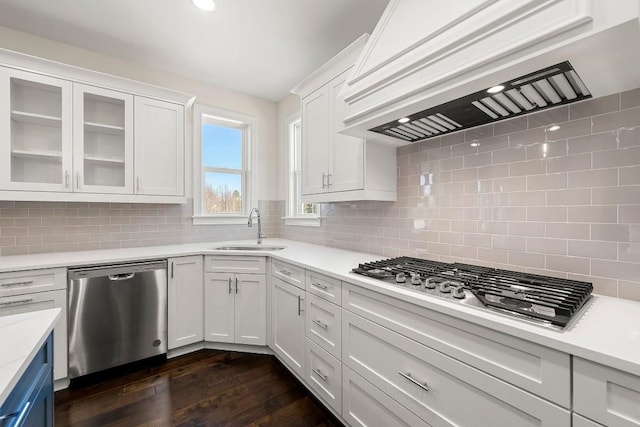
[11,148,63,160]
[11,110,62,127]
[84,121,125,135]
[83,155,125,164]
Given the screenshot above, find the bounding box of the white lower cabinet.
[0,267,67,381]
[306,293,341,359]
[271,276,305,378]
[204,272,266,345]
[342,366,429,427]
[306,338,341,414]
[167,256,203,350]
[342,310,570,426]
[573,357,640,427]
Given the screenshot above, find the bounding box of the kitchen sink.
[209,245,286,251]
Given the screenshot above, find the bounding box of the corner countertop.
[0,239,639,377]
[0,308,60,407]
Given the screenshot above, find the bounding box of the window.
[193,104,256,225]
[286,115,319,226]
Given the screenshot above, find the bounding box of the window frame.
[285,114,320,227]
[193,104,257,225]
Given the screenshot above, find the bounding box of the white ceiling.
[0,0,389,101]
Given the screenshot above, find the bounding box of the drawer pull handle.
[228,278,232,294]
[0,298,33,307]
[1,281,34,287]
[312,368,328,382]
[297,295,304,316]
[235,277,239,294]
[13,401,31,426]
[399,371,429,392]
[280,269,291,276]
[312,319,328,329]
[312,282,328,291]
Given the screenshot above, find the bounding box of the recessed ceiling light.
[487,85,505,94]
[470,142,480,147]
[548,125,560,131]
[192,0,216,11]
[398,117,410,124]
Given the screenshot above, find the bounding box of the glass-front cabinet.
[72,84,133,194]
[0,68,72,191]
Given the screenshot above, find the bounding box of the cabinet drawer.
[204,256,265,274]
[0,268,66,298]
[306,293,341,359]
[306,270,341,305]
[343,365,428,427]
[342,282,570,406]
[306,338,341,415]
[573,414,604,427]
[271,259,305,289]
[574,357,640,427]
[343,311,570,426]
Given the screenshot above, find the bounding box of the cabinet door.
[301,86,329,195]
[204,272,234,343]
[0,68,72,192]
[327,70,364,193]
[271,277,306,378]
[168,256,204,349]
[134,97,184,196]
[0,290,67,381]
[234,274,266,346]
[72,83,134,194]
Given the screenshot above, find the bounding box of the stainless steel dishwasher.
[68,260,167,379]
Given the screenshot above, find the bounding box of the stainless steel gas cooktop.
[351,257,593,329]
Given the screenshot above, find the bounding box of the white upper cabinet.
[0,48,193,203]
[0,68,72,192]
[293,34,396,203]
[134,97,185,197]
[73,84,134,194]
[340,0,640,142]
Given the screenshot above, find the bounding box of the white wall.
[0,25,280,200]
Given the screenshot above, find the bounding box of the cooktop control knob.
[452,286,466,299]
[424,277,436,289]
[438,282,452,293]
[395,272,406,283]
[410,273,422,285]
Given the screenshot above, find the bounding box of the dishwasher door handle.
[108,273,136,281]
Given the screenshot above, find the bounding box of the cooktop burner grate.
[352,257,592,327]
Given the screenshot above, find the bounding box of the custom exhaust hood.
[370,61,591,143]
[339,0,640,146]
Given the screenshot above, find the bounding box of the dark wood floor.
[54,350,343,427]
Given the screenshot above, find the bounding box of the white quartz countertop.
[0,238,639,377]
[0,308,60,406]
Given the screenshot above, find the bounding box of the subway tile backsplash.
[282,88,640,301]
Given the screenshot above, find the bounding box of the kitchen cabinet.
[0,268,67,382]
[72,83,133,194]
[271,276,305,378]
[305,338,341,414]
[305,293,341,359]
[0,68,72,192]
[0,334,53,427]
[342,310,570,426]
[0,49,191,203]
[573,357,640,426]
[204,256,266,346]
[292,34,396,203]
[168,256,203,350]
[134,97,184,197]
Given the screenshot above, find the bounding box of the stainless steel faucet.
[248,208,265,244]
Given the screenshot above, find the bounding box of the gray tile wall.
[0,200,283,256]
[281,88,640,301]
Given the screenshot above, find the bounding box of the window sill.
[283,216,321,227]
[193,215,248,226]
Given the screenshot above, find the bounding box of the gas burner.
[351,257,592,328]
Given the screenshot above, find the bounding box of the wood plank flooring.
[54,350,344,427]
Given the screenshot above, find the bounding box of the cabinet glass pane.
[10,78,63,185]
[204,172,242,213]
[83,93,125,187]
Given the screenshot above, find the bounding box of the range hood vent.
[370,62,591,143]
